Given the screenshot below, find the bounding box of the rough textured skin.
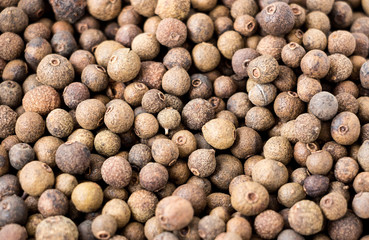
[102,199,131,228]
[36,216,78,240]
[75,99,106,130]
[300,50,330,79]
[331,112,360,145]
[87,0,121,21]
[104,99,134,133]
[0,195,28,227]
[107,48,141,82]
[231,181,269,216]
[328,211,363,240]
[38,189,68,217]
[137,61,166,89]
[156,196,194,231]
[71,182,103,213]
[36,54,75,90]
[0,32,24,61]
[128,190,158,223]
[202,118,236,150]
[55,142,91,175]
[320,192,347,221]
[327,54,353,82]
[156,18,187,48]
[139,162,168,192]
[19,161,54,196]
[252,159,289,192]
[15,112,45,143]
[198,215,225,240]
[257,2,294,36]
[155,0,190,20]
[0,105,17,139]
[101,156,132,188]
[289,200,324,236]
[49,0,86,23]
[295,113,321,143]
[182,98,215,130]
[0,7,28,33]
[217,31,244,60]
[0,224,27,240]
[151,139,179,166]
[188,149,216,177]
[254,210,284,239]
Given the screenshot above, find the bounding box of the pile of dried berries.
[1,0,369,240]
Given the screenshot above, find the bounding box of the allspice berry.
[211,154,243,191]
[188,149,216,177]
[55,173,78,197]
[288,200,324,236]
[327,211,363,240]
[331,111,361,145]
[277,182,306,208]
[141,89,166,114]
[81,64,108,92]
[202,118,236,150]
[306,150,333,175]
[22,85,61,115]
[55,142,90,175]
[36,215,78,240]
[300,50,330,79]
[187,13,214,43]
[139,162,168,192]
[156,18,187,48]
[172,183,207,215]
[295,113,321,143]
[254,210,284,239]
[134,113,159,139]
[91,214,117,240]
[9,143,34,170]
[273,91,304,122]
[87,0,121,21]
[104,99,134,134]
[162,66,191,96]
[0,32,24,61]
[0,7,29,33]
[263,136,293,165]
[19,161,54,196]
[182,98,215,130]
[252,159,289,192]
[0,105,17,139]
[101,156,132,188]
[258,2,295,34]
[71,182,103,213]
[192,42,221,72]
[281,42,306,68]
[107,48,141,82]
[352,192,369,219]
[38,189,68,218]
[231,126,262,159]
[320,192,347,221]
[15,112,45,143]
[76,99,106,130]
[0,224,27,240]
[0,195,28,227]
[151,138,179,166]
[156,196,194,231]
[231,181,269,216]
[309,91,338,121]
[303,175,330,198]
[198,215,225,240]
[102,199,131,228]
[36,54,75,90]
[217,30,244,59]
[358,140,369,171]
[328,30,356,56]
[46,109,74,138]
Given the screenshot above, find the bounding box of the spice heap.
[1,0,369,239]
